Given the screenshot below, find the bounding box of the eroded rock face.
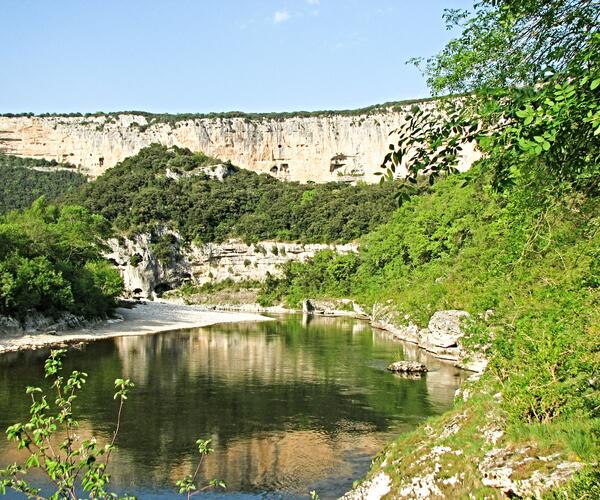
[479,446,583,497]
[370,305,487,372]
[340,472,391,500]
[424,310,471,348]
[105,233,357,299]
[0,311,88,335]
[0,105,480,182]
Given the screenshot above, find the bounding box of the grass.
[356,375,595,497]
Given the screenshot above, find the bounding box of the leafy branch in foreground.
[175,439,225,499]
[380,1,599,203]
[0,349,134,499]
[0,349,225,499]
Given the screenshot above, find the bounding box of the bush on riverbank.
[0,198,123,319]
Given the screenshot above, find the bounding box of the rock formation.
[0,102,480,182]
[371,306,488,372]
[106,233,357,299]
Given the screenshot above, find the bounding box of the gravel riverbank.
[0,301,273,354]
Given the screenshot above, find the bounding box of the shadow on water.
[0,314,466,499]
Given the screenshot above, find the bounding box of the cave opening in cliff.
[154,283,173,296]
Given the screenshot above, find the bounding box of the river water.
[0,314,466,499]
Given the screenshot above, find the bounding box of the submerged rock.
[387,360,428,373]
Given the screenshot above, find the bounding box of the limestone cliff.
[0,102,479,182]
[106,233,357,299]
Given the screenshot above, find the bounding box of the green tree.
[0,199,123,318]
[382,0,599,197]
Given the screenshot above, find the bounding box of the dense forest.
[0,154,86,213]
[0,155,119,320]
[0,198,122,319]
[67,144,398,244]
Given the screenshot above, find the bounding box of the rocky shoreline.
[171,297,488,374]
[2,298,577,498]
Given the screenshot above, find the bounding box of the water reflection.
[0,314,465,498]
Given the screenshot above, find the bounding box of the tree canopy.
[67,144,399,244]
[0,199,122,318]
[383,0,599,198]
[0,154,87,213]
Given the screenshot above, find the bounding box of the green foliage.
[0,198,122,318]
[0,349,134,499]
[383,1,599,199]
[0,156,87,213]
[129,253,143,267]
[1,350,224,499]
[259,250,360,307]
[150,232,178,265]
[412,0,599,93]
[0,153,76,170]
[67,144,398,244]
[552,466,600,499]
[0,255,74,313]
[363,2,600,492]
[261,165,599,431]
[175,439,225,499]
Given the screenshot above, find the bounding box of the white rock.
[425,310,471,348]
[0,107,480,182]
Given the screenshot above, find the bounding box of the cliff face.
[0,104,479,182]
[106,233,357,299]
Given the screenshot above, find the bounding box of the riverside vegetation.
[260,0,600,495]
[0,198,122,320]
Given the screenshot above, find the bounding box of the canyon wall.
[106,233,357,299]
[0,102,479,182]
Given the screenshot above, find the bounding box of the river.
[0,314,466,499]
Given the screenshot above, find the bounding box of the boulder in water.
[387,361,428,373]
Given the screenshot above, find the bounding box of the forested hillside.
[67,144,399,244]
[0,154,86,213]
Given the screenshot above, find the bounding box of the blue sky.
[0,0,473,114]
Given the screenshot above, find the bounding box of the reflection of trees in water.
[0,315,465,496]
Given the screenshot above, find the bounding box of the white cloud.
[273,10,291,24]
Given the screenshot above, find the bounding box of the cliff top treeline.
[0,96,444,123]
[65,144,399,244]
